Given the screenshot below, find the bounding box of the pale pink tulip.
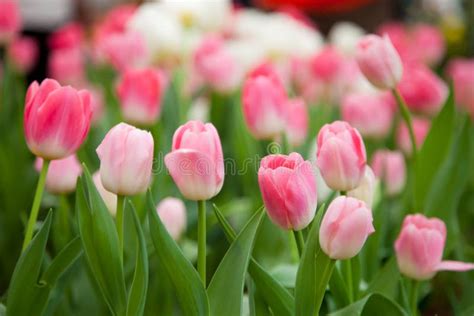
[96,123,154,196]
[347,166,376,208]
[116,68,166,126]
[356,34,403,90]
[397,118,430,156]
[411,24,445,66]
[93,172,117,216]
[371,149,406,196]
[319,196,375,259]
[258,153,317,231]
[310,46,347,84]
[317,121,367,191]
[285,98,308,147]
[395,214,474,280]
[8,36,38,73]
[35,155,82,194]
[0,0,21,43]
[341,92,394,139]
[447,58,474,119]
[165,120,224,201]
[98,31,147,71]
[157,197,187,240]
[242,63,287,140]
[24,79,92,160]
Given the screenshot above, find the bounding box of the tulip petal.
[436,261,474,272]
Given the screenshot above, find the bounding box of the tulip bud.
[35,155,82,194]
[397,64,447,116]
[165,120,224,201]
[396,118,430,156]
[316,121,367,191]
[347,166,376,208]
[48,22,84,50]
[395,214,474,280]
[116,67,166,126]
[285,98,308,147]
[356,34,403,90]
[8,36,38,73]
[93,172,117,216]
[310,46,347,84]
[98,31,147,72]
[0,0,21,43]
[371,149,406,196]
[242,63,287,140]
[96,123,154,196]
[193,35,239,92]
[319,196,375,260]
[156,197,187,240]
[446,58,474,119]
[24,79,92,160]
[258,153,317,231]
[341,92,394,139]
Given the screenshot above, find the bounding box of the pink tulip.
[319,196,375,259]
[310,46,347,84]
[347,166,376,208]
[48,22,84,50]
[371,149,406,196]
[395,214,474,280]
[285,98,308,147]
[411,24,445,66]
[35,155,82,194]
[116,68,166,126]
[258,153,317,231]
[397,118,430,156]
[0,0,21,43]
[98,31,147,72]
[242,63,287,140]
[356,34,403,90]
[447,58,474,118]
[193,35,239,92]
[377,22,411,64]
[87,86,105,124]
[317,121,367,191]
[94,4,136,38]
[24,79,92,160]
[8,36,38,73]
[397,64,447,116]
[48,48,85,85]
[93,172,117,216]
[96,123,154,196]
[157,197,187,240]
[165,120,224,201]
[341,92,394,139]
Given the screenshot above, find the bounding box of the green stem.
[344,259,354,303]
[22,159,50,251]
[392,88,418,161]
[293,230,305,258]
[116,195,125,261]
[197,200,207,285]
[410,280,419,316]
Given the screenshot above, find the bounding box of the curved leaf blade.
[328,293,407,316]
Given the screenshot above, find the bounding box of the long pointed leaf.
[147,191,209,316]
[328,293,407,316]
[207,209,265,316]
[41,237,83,285]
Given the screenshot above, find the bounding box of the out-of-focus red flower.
[256,0,374,14]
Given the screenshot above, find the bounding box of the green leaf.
[76,166,127,315]
[365,257,400,300]
[147,191,209,316]
[0,304,5,316]
[213,204,295,316]
[7,211,53,316]
[207,209,265,316]
[295,204,333,316]
[425,118,472,249]
[328,293,407,316]
[329,263,350,308]
[415,88,455,211]
[41,237,83,286]
[126,201,149,316]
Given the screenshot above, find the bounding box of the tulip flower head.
[0,0,21,43]
[258,153,317,231]
[397,118,430,156]
[317,121,367,191]
[96,123,154,196]
[165,120,224,201]
[285,98,308,147]
[395,214,474,280]
[24,79,92,160]
[157,197,187,240]
[347,166,377,208]
[8,36,39,73]
[93,172,117,216]
[371,149,406,196]
[319,196,375,260]
[35,155,82,194]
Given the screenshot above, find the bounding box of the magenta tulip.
[258,153,317,231]
[96,123,154,196]
[165,120,224,201]
[0,0,21,43]
[319,196,375,260]
[395,214,474,280]
[317,121,367,191]
[24,79,92,160]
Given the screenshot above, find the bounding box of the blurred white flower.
[329,22,366,56]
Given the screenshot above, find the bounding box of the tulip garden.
[1,1,474,315]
